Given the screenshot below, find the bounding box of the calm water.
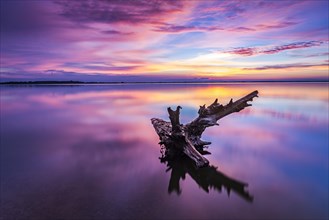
[1,83,328,220]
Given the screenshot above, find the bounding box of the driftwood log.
[151,90,258,167]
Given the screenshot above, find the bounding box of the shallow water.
[1,83,328,220]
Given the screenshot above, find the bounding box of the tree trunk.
[151,90,258,167]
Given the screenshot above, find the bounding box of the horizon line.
[1,80,328,85]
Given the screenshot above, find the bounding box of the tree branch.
[185,90,258,148]
[151,90,258,167]
[167,106,182,132]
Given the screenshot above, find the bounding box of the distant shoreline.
[0,80,328,85]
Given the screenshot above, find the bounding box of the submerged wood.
[151,90,258,167]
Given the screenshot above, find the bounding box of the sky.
[0,0,328,82]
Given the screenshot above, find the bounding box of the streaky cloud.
[256,21,298,30]
[230,27,256,32]
[229,21,298,32]
[225,47,257,56]
[59,62,140,71]
[262,41,326,54]
[225,41,327,56]
[244,63,328,70]
[290,52,329,58]
[101,30,133,35]
[54,0,184,25]
[153,24,222,33]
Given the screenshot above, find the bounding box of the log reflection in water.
[162,157,254,202]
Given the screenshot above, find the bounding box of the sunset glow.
[1,0,328,82]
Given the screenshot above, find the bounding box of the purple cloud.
[244,63,328,70]
[158,20,298,34]
[54,0,184,25]
[195,1,303,28]
[60,62,140,71]
[0,1,55,34]
[262,41,325,54]
[101,30,133,35]
[256,21,298,30]
[225,41,326,56]
[225,47,257,56]
[153,24,222,33]
[230,27,256,32]
[228,21,298,32]
[290,52,329,58]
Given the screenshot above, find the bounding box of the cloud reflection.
[0,83,328,219]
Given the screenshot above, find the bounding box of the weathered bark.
[151,90,258,167]
[186,90,259,149]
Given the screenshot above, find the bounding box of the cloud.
[244,63,328,70]
[193,1,302,30]
[148,0,302,37]
[153,24,222,33]
[262,41,325,54]
[256,21,298,30]
[197,1,246,20]
[153,19,296,34]
[101,30,133,35]
[230,27,256,32]
[60,62,140,71]
[228,21,298,32]
[225,47,257,56]
[290,52,329,58]
[0,1,55,34]
[54,0,184,25]
[225,41,326,56]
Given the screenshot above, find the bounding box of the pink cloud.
[153,24,222,33]
[262,41,325,54]
[225,47,257,56]
[54,0,185,25]
[256,21,298,30]
[225,41,326,56]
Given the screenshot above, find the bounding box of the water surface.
[1,83,328,220]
